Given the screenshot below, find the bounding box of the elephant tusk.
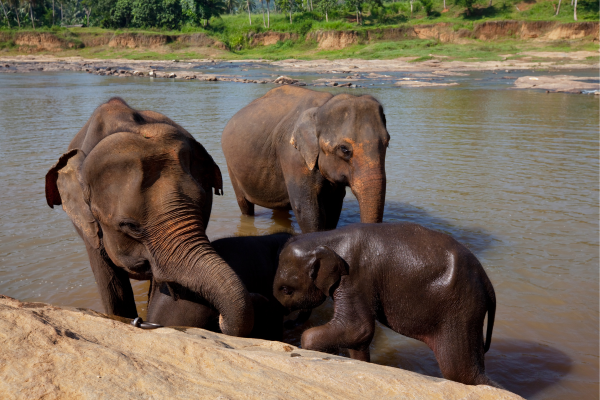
[131,317,163,330]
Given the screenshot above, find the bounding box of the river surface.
[0,68,598,399]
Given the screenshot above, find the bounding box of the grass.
[0,0,597,62]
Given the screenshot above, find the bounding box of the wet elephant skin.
[221,86,390,233]
[273,222,499,387]
[147,232,292,341]
[45,97,254,337]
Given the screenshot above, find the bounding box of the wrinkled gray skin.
[45,98,253,337]
[147,232,292,341]
[273,223,499,387]
[222,86,389,233]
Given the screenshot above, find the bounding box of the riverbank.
[0,295,522,399]
[0,21,598,62]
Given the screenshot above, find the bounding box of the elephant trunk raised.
[351,162,386,224]
[146,198,254,337]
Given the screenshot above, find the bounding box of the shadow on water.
[485,339,573,399]
[372,335,572,398]
[236,199,498,257]
[341,199,499,256]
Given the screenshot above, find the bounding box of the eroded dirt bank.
[308,21,599,49]
[0,20,597,53]
[0,295,522,399]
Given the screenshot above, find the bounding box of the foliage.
[453,0,476,14]
[0,0,597,33]
[420,0,434,15]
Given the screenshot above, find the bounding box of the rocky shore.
[0,53,598,92]
[0,295,522,399]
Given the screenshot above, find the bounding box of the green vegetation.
[0,0,596,32]
[0,0,597,63]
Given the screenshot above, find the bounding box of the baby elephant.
[148,232,292,340]
[273,223,498,387]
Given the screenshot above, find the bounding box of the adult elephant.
[221,86,390,233]
[45,97,253,337]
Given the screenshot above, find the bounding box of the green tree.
[111,0,133,27]
[315,0,336,21]
[195,0,226,26]
[345,0,362,24]
[454,0,475,15]
[276,0,299,22]
[421,0,433,15]
[8,0,22,28]
[131,0,182,29]
[0,0,11,27]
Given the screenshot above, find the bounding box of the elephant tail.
[483,272,496,354]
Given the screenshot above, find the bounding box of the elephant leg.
[83,242,138,319]
[431,320,493,386]
[319,184,346,230]
[348,348,371,362]
[228,166,255,216]
[301,289,375,359]
[286,180,322,233]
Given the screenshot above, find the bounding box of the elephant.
[221,86,389,233]
[45,97,253,337]
[147,232,292,340]
[273,222,499,387]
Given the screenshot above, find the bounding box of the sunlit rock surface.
[0,296,522,400]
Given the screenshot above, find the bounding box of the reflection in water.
[0,71,598,400]
[232,209,294,238]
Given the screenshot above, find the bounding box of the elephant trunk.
[146,203,253,337]
[351,165,386,224]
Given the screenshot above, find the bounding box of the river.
[0,68,598,399]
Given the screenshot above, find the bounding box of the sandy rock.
[274,75,299,85]
[514,75,600,93]
[395,80,459,87]
[168,72,177,78]
[0,296,522,400]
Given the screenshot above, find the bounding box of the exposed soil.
[1,21,597,54]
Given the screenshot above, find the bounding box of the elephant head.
[290,94,389,223]
[273,239,348,312]
[45,98,253,337]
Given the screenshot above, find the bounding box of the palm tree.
[0,0,10,27]
[8,0,20,27]
[25,0,35,28]
[265,0,270,27]
[260,0,265,27]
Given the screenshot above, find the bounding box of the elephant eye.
[119,220,141,235]
[339,145,352,159]
[281,286,294,296]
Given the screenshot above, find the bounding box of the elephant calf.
[273,223,499,387]
[147,232,292,340]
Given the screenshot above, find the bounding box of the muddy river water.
[0,68,598,399]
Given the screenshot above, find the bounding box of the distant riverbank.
[0,21,598,63]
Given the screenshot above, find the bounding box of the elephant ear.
[190,140,224,196]
[46,149,101,249]
[46,149,80,208]
[309,245,348,296]
[290,107,320,171]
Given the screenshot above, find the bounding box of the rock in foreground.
[0,296,521,399]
